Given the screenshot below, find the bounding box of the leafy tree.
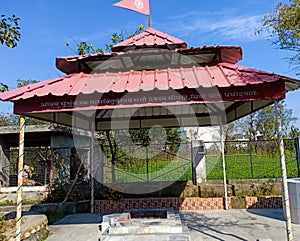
[0,14,21,102]
[105,25,145,51]
[255,102,296,138]
[0,14,21,48]
[17,79,39,87]
[0,112,18,126]
[233,101,298,139]
[75,41,104,55]
[115,128,183,151]
[258,0,300,71]
[0,83,8,92]
[223,123,236,141]
[67,25,146,55]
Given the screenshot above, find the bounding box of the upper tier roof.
[56,27,243,75]
[111,27,187,52]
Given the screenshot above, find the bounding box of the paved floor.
[46,209,300,241]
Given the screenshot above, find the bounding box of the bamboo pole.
[16,116,25,241]
[275,100,293,241]
[220,117,228,210]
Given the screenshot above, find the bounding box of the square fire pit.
[99,209,190,241]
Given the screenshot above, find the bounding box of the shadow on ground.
[180,211,248,241]
[246,208,285,221]
[50,213,102,225]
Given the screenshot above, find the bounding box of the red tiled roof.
[0,63,294,102]
[111,27,187,52]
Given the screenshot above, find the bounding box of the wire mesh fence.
[101,142,192,184]
[1,138,299,187]
[4,147,90,187]
[205,138,298,180]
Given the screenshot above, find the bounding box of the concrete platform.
[100,210,190,241]
[46,209,300,241]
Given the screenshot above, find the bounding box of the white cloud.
[158,11,267,43]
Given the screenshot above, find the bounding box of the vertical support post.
[220,117,228,210]
[112,141,116,183]
[16,116,25,241]
[146,145,149,182]
[90,122,95,213]
[44,147,47,185]
[275,100,293,241]
[249,142,254,179]
[294,137,300,177]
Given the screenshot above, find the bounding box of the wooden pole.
[275,100,293,241]
[62,161,84,203]
[148,15,151,28]
[220,117,228,210]
[16,116,25,241]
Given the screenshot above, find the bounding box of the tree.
[17,79,38,87]
[0,14,21,48]
[0,83,8,92]
[223,123,236,141]
[0,14,21,93]
[258,0,300,71]
[233,101,298,139]
[0,14,21,115]
[67,25,146,55]
[0,112,18,126]
[0,79,45,126]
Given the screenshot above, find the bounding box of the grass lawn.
[102,141,298,182]
[105,155,193,182]
[206,151,298,180]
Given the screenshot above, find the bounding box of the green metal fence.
[102,142,192,183]
[205,139,298,180]
[3,138,299,187]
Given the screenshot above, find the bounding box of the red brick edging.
[245,196,282,209]
[94,196,282,213]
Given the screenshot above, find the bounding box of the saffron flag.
[113,0,150,16]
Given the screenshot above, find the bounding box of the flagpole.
[148,0,151,27]
[148,14,151,28]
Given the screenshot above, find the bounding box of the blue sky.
[1,0,299,126]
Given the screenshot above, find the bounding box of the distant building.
[0,125,91,187]
[184,126,220,148]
